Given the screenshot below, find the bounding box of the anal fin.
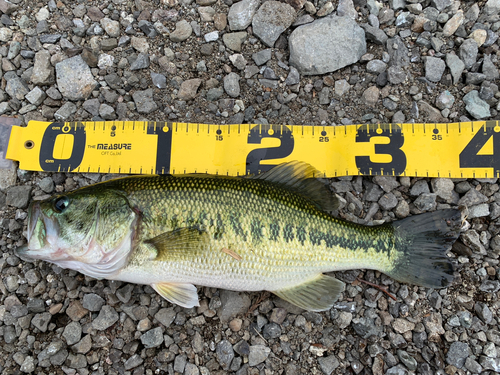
[272,274,345,312]
[152,282,200,308]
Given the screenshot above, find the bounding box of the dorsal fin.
[251,161,339,211]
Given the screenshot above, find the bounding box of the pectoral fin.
[272,274,345,312]
[148,227,210,261]
[152,282,200,308]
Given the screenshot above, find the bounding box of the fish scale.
[20,162,461,311]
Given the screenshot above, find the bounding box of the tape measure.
[5,119,500,178]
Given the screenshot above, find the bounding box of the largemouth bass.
[18,162,461,311]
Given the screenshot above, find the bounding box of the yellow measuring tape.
[5,120,500,178]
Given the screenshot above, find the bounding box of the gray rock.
[218,290,251,321]
[318,355,340,375]
[155,308,176,327]
[338,0,357,19]
[222,32,248,52]
[6,76,29,100]
[387,37,409,67]
[130,53,150,70]
[352,317,381,338]
[425,56,445,82]
[464,90,490,119]
[37,177,53,193]
[379,192,398,210]
[363,24,388,45]
[100,17,120,37]
[131,37,149,53]
[39,34,61,44]
[414,193,437,211]
[446,53,465,84]
[92,305,119,330]
[446,342,470,368]
[387,66,406,85]
[263,322,281,339]
[482,54,499,81]
[6,186,31,208]
[178,78,202,100]
[0,0,19,14]
[54,102,77,121]
[410,180,430,196]
[252,49,272,66]
[31,50,55,85]
[56,55,98,101]
[170,20,192,42]
[480,356,500,372]
[83,99,100,117]
[252,1,295,47]
[32,312,52,332]
[397,350,417,371]
[62,321,82,345]
[223,73,240,98]
[25,87,46,106]
[138,20,157,38]
[431,178,457,203]
[133,89,158,114]
[435,91,455,110]
[289,16,366,75]
[124,354,143,370]
[484,0,500,15]
[459,39,478,70]
[475,302,493,323]
[366,59,387,74]
[151,72,167,89]
[98,103,116,120]
[285,66,300,86]
[461,230,486,254]
[140,327,164,348]
[174,355,187,373]
[20,356,36,372]
[248,345,270,366]
[184,363,199,375]
[468,203,490,218]
[216,340,234,370]
[228,0,260,31]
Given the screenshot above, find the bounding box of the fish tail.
[386,209,462,288]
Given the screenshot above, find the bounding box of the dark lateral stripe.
[229,211,247,241]
[269,223,280,241]
[283,224,294,242]
[251,219,262,243]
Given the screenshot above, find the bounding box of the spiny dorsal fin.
[251,161,339,211]
[272,274,345,312]
[148,227,210,261]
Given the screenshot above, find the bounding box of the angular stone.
[252,1,295,47]
[132,88,158,114]
[290,16,365,75]
[31,50,55,86]
[178,78,202,100]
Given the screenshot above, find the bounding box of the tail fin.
[386,209,462,289]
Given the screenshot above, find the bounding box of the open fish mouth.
[17,201,61,260]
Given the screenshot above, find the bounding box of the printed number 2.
[355,124,407,175]
[246,125,294,175]
[459,122,500,169]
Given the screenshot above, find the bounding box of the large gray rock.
[289,16,366,75]
[252,1,295,47]
[463,90,491,119]
[56,55,98,101]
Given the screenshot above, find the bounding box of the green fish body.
[20,162,460,311]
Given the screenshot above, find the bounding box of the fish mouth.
[17,201,60,260]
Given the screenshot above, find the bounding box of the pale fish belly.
[115,235,393,292]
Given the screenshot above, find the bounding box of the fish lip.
[27,201,41,241]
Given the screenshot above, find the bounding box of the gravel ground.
[1,0,500,374]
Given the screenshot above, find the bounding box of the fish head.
[18,187,138,279]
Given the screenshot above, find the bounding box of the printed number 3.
[355,124,407,176]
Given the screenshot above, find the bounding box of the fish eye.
[53,196,70,213]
